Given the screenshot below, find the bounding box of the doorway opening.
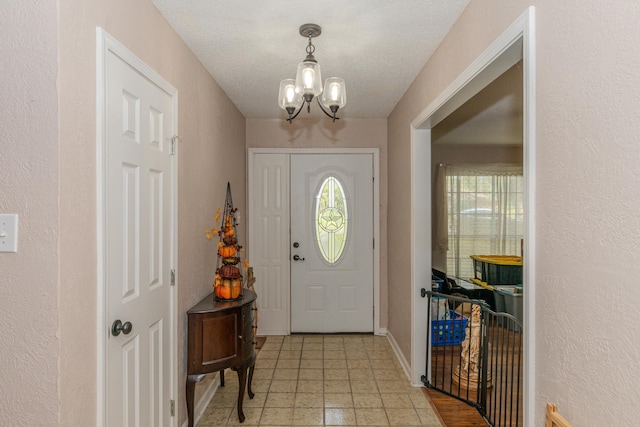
[409,7,535,426]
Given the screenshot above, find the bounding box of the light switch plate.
[0,214,18,253]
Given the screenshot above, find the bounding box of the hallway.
[197,334,443,426]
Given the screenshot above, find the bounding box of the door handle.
[292,254,305,261]
[111,319,133,336]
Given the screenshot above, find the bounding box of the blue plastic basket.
[431,310,468,346]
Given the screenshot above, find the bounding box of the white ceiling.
[150,0,471,119]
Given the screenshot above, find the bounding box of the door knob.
[111,319,133,336]
[292,254,305,261]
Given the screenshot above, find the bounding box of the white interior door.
[249,154,290,335]
[290,154,373,332]
[103,37,176,427]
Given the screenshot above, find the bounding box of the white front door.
[290,154,373,332]
[102,34,177,427]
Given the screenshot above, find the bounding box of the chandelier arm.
[316,98,340,122]
[286,99,307,123]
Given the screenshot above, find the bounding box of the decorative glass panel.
[314,176,349,264]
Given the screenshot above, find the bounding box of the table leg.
[186,380,195,427]
[247,364,255,399]
[186,374,205,427]
[220,369,225,387]
[236,368,247,423]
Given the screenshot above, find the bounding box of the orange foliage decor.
[206,183,249,300]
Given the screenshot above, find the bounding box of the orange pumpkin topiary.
[218,245,237,258]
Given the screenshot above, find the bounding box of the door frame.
[96,28,179,427]
[409,7,535,426]
[248,148,381,335]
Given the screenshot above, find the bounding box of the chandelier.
[278,24,347,123]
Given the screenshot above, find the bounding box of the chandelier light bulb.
[286,86,296,103]
[329,82,340,102]
[303,68,315,91]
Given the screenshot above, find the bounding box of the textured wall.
[533,1,640,425]
[388,0,640,425]
[58,0,246,425]
[246,118,389,328]
[0,2,60,426]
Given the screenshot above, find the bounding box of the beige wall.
[388,0,640,425]
[246,118,389,328]
[430,144,523,271]
[57,0,246,426]
[0,2,59,426]
[7,0,640,425]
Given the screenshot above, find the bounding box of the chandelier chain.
[306,36,315,56]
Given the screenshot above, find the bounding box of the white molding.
[410,128,431,388]
[522,8,537,427]
[96,27,179,427]
[96,27,106,427]
[170,61,180,427]
[258,330,290,336]
[386,330,413,384]
[372,150,380,335]
[409,6,536,426]
[247,147,381,335]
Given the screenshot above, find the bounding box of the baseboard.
[385,330,412,383]
[376,327,388,336]
[181,371,222,427]
[256,329,289,336]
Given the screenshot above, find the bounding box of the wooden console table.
[186,289,257,425]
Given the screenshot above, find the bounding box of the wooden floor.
[423,387,488,427]
[424,322,523,427]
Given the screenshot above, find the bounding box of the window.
[445,165,523,279]
[314,176,349,264]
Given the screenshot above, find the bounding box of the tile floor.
[197,335,443,426]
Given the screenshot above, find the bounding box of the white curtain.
[437,164,523,279]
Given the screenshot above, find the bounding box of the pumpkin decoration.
[218,279,232,299]
[208,182,247,301]
[218,245,237,258]
[223,235,237,245]
[230,278,242,299]
[219,265,240,278]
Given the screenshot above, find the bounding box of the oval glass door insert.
[314,175,349,264]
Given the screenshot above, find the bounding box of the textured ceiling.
[150,0,470,119]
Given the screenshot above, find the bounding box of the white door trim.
[248,147,381,335]
[96,27,179,427]
[409,7,535,426]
